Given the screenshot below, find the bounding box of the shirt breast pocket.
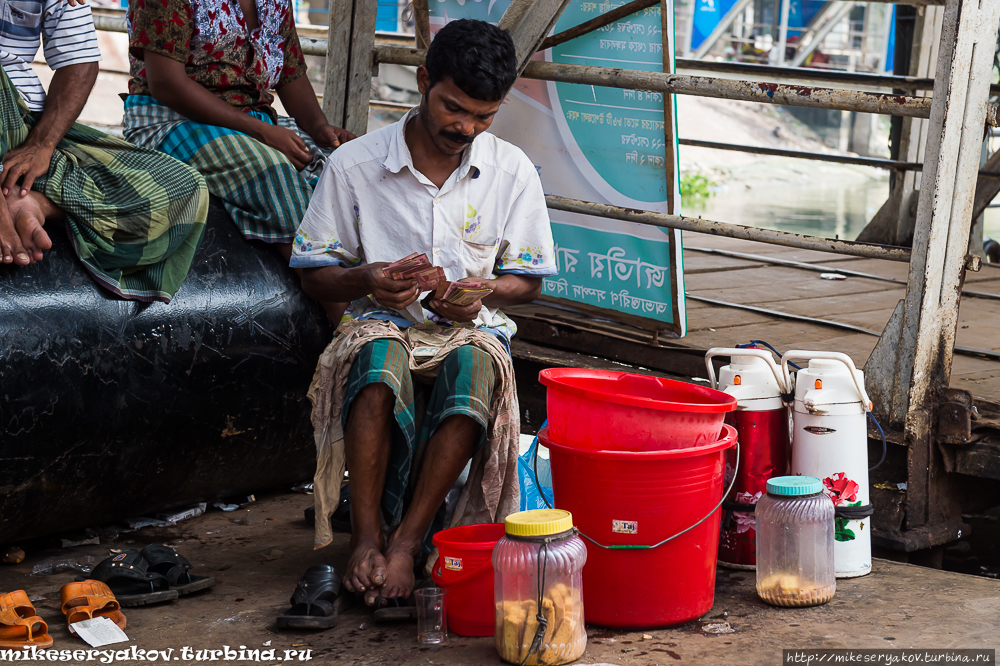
[5,1,40,28]
[460,205,499,276]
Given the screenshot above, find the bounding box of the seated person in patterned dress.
[0,0,208,304]
[290,19,557,606]
[122,0,352,317]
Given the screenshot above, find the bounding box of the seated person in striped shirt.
[0,0,210,304]
[122,0,354,320]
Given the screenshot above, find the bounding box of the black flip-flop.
[277,565,347,630]
[140,543,217,596]
[372,596,417,622]
[372,579,434,622]
[82,550,179,607]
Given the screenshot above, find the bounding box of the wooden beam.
[412,0,430,49]
[866,0,1000,533]
[321,0,355,126]
[971,148,1000,219]
[498,0,571,75]
[343,0,379,137]
[660,0,677,215]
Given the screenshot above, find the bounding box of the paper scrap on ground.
[71,616,129,647]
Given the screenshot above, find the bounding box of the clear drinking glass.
[415,587,447,645]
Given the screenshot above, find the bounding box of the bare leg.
[342,382,395,598]
[277,241,347,324]
[372,414,479,606]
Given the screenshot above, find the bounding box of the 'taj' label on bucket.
[612,520,638,534]
[444,556,464,571]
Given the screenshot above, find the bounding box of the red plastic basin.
[539,368,737,451]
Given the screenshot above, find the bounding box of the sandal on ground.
[0,591,53,649]
[372,579,434,622]
[276,564,348,630]
[83,550,178,607]
[372,595,417,622]
[61,581,127,635]
[139,543,217,596]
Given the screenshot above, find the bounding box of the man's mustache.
[439,130,474,145]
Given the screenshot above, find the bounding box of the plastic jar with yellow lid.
[492,509,587,665]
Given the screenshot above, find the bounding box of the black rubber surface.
[0,200,333,544]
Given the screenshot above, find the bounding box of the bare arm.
[2,62,98,196]
[302,262,420,310]
[142,50,313,168]
[275,76,355,148]
[482,274,543,308]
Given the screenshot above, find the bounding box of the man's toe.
[33,226,51,252]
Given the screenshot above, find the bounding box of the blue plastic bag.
[518,422,553,511]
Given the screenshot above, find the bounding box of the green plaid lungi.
[123,95,326,243]
[342,339,495,529]
[0,70,208,303]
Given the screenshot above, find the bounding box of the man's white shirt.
[291,107,557,331]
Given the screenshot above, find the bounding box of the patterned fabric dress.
[123,0,325,243]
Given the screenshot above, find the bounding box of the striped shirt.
[0,0,101,111]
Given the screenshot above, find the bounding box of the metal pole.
[374,44,994,119]
[518,59,936,117]
[538,0,659,51]
[678,137,1000,178]
[776,0,791,65]
[545,195,912,261]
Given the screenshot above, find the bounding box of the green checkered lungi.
[0,70,209,303]
[123,95,326,243]
[342,339,496,529]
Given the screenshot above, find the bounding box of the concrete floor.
[1,491,998,665]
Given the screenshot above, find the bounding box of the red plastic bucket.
[540,424,737,628]
[539,369,737,451]
[431,523,505,636]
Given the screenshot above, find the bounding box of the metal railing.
[88,6,971,264]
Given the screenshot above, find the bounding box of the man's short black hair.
[425,19,517,103]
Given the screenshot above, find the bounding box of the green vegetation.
[680,173,716,201]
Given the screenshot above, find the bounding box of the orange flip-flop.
[0,590,53,649]
[61,581,126,636]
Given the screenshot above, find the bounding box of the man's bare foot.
[6,191,56,263]
[365,539,417,607]
[344,536,387,597]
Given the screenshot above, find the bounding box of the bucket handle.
[705,347,786,392]
[575,440,740,551]
[780,351,872,412]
